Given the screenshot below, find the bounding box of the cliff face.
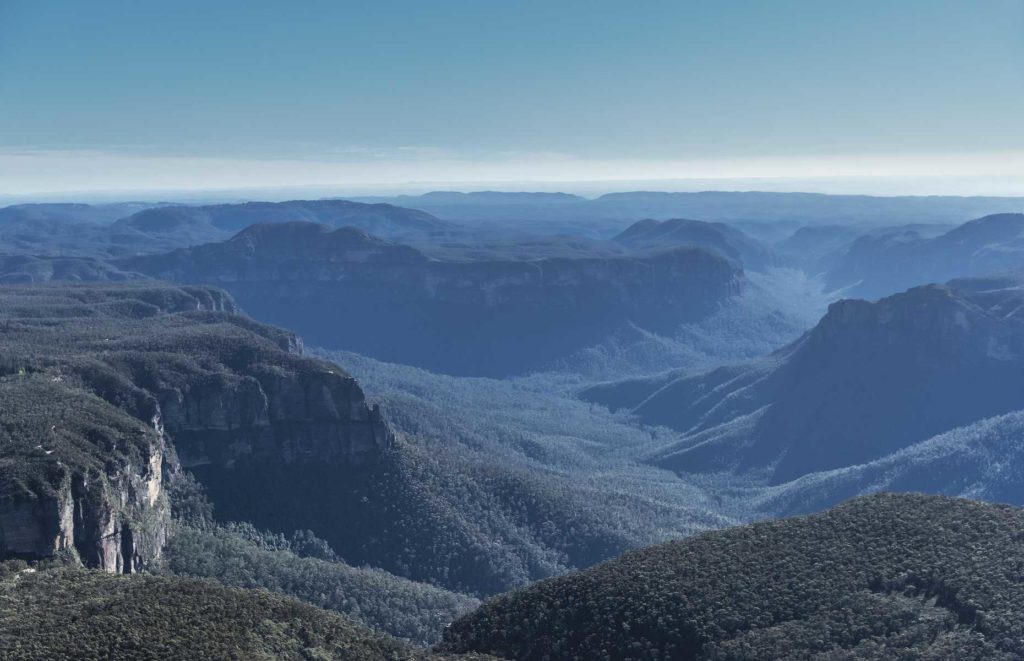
[158,361,392,469]
[0,284,391,571]
[122,223,742,376]
[598,282,1024,483]
[0,378,168,573]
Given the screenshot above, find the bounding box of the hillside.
[583,281,1024,483]
[613,218,781,271]
[158,522,480,645]
[0,202,161,225]
[774,222,954,273]
[299,349,741,597]
[758,410,1024,516]
[121,222,743,376]
[0,567,479,660]
[0,254,141,283]
[441,493,1024,660]
[825,212,1024,298]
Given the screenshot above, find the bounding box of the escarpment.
[121,222,743,375]
[0,284,391,571]
[588,282,1024,484]
[0,376,167,573]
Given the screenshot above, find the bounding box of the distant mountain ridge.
[353,190,1024,229]
[0,202,163,225]
[825,212,1024,298]
[122,221,743,376]
[0,199,454,260]
[116,198,454,241]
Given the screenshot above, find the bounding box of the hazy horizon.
[3,1,1022,197]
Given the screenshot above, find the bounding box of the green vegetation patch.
[441,493,1024,660]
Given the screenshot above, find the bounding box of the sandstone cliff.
[0,284,391,571]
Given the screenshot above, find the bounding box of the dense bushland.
[441,493,1024,660]
[158,521,479,645]
[0,568,439,660]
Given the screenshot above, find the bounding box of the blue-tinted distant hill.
[584,276,1024,484]
[117,198,455,240]
[825,213,1024,298]
[120,221,743,376]
[0,198,456,259]
[354,190,1024,234]
[613,217,783,271]
[0,202,163,225]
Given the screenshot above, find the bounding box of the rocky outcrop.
[588,282,1024,483]
[0,284,391,571]
[0,379,168,573]
[67,434,167,573]
[158,364,392,469]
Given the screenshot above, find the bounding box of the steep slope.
[0,377,167,573]
[825,212,1024,298]
[159,522,480,645]
[776,222,955,275]
[0,568,468,660]
[775,224,866,261]
[613,218,781,271]
[441,493,1024,660]
[121,222,743,376]
[0,284,391,571]
[759,410,1024,516]
[286,349,739,597]
[584,282,1024,483]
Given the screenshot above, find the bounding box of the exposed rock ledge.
[0,284,392,572]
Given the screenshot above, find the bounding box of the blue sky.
[1,0,1022,195]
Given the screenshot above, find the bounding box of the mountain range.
[441,493,1024,660]
[0,199,454,263]
[823,213,1024,298]
[4,191,1024,658]
[119,221,743,376]
[584,276,1024,485]
[354,190,1024,231]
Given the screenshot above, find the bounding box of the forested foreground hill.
[441,493,1024,660]
[0,567,492,660]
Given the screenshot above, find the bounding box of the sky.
[1,0,1023,197]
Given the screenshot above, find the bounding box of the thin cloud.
[0,148,1022,197]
